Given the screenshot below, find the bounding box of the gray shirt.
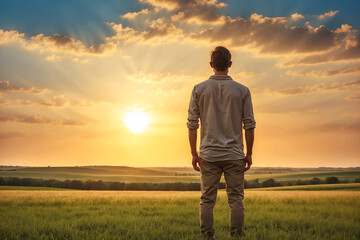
[187,75,256,162]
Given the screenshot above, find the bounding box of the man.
[187,46,256,239]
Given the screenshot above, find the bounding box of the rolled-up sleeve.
[187,86,200,129]
[242,89,256,130]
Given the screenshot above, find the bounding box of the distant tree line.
[0,176,349,191]
[245,177,343,188]
[0,177,201,191]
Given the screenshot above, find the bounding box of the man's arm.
[244,128,254,171]
[187,86,200,171]
[189,129,200,171]
[243,88,256,171]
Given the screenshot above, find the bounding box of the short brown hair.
[210,46,231,71]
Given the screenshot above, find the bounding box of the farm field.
[0,186,73,191]
[0,189,359,240]
[1,166,359,183]
[250,183,360,191]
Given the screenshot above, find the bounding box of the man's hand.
[192,155,201,171]
[244,154,252,171]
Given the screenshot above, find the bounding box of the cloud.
[107,20,182,44]
[29,33,115,55]
[283,26,360,66]
[0,81,72,108]
[0,29,25,44]
[0,80,50,94]
[0,29,116,60]
[105,23,141,43]
[290,13,305,22]
[317,10,339,20]
[286,66,360,77]
[276,79,360,95]
[0,114,84,125]
[142,19,182,40]
[0,3,353,61]
[140,0,227,24]
[39,95,70,107]
[190,14,337,54]
[121,8,150,20]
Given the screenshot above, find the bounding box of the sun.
[123,111,151,134]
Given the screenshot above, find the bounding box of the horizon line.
[1,165,360,169]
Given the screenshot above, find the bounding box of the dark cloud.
[48,34,73,46]
[283,35,360,66]
[192,15,337,54]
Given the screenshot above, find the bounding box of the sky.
[0,0,359,168]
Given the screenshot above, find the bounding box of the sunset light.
[0,1,359,239]
[123,111,151,134]
[0,0,359,167]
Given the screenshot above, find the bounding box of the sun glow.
[123,111,151,134]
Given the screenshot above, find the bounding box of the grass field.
[1,166,359,183]
[0,186,72,191]
[0,166,200,183]
[0,189,359,240]
[251,183,360,191]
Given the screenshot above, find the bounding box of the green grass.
[0,190,359,240]
[0,186,73,191]
[250,183,360,191]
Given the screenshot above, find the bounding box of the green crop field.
[0,189,359,240]
[1,166,359,184]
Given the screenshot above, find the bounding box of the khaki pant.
[200,159,245,236]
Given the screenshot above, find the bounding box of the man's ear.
[210,62,214,68]
[228,61,232,68]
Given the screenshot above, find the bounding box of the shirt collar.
[210,75,232,80]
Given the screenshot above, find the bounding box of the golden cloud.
[39,95,70,107]
[317,10,339,20]
[290,13,305,22]
[286,66,360,77]
[0,80,50,94]
[276,79,360,95]
[121,8,150,20]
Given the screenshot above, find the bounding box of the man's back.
[187,75,255,162]
[187,46,255,238]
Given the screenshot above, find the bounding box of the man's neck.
[213,69,228,75]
